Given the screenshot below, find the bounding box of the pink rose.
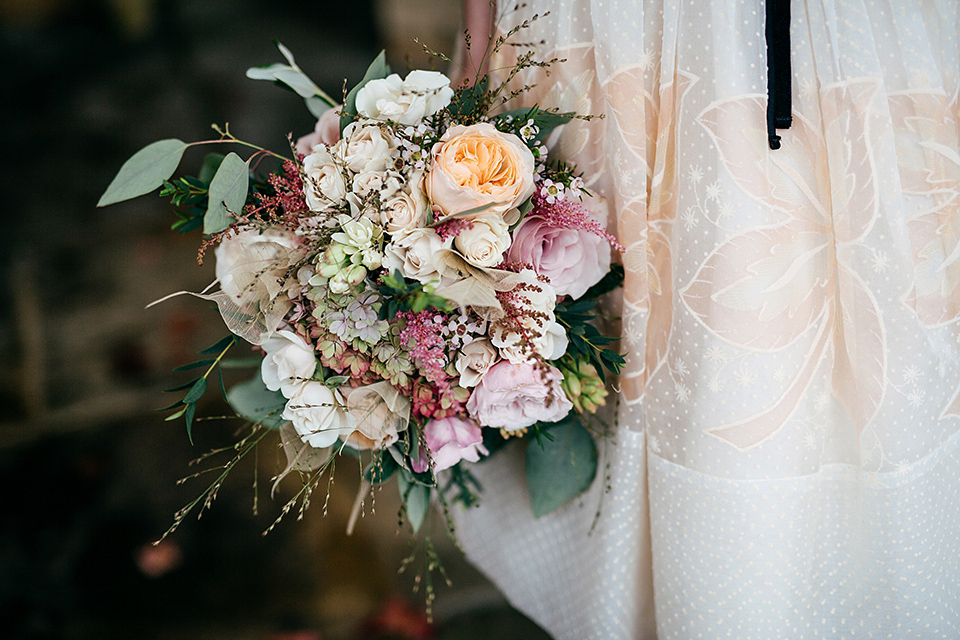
[466,361,573,430]
[507,214,611,299]
[416,416,488,472]
[295,106,342,156]
[428,123,535,219]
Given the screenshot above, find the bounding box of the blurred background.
[0,0,552,638]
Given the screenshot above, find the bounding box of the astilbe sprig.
[398,310,467,419]
[244,159,309,229]
[531,190,624,252]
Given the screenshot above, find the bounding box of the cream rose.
[455,338,500,387]
[342,381,411,450]
[382,228,452,285]
[302,146,346,211]
[428,123,535,218]
[381,187,428,234]
[352,169,402,200]
[355,70,454,125]
[454,212,512,267]
[341,122,396,173]
[260,329,317,398]
[283,382,355,449]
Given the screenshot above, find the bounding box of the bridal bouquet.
[100,35,622,573]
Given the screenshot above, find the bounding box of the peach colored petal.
[681,221,832,351]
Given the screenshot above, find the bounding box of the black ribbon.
[765,0,792,149]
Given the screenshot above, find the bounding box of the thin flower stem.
[186,124,290,162]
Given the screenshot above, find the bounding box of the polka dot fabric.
[453,1,960,638]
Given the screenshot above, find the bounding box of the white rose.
[355,70,454,125]
[454,213,512,267]
[381,172,428,234]
[303,146,347,211]
[352,169,402,200]
[490,269,562,363]
[261,329,317,398]
[382,228,452,285]
[341,381,410,450]
[540,320,569,361]
[341,122,396,173]
[455,338,500,387]
[283,382,355,449]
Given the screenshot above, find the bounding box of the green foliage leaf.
[182,378,208,404]
[226,374,287,429]
[448,76,489,117]
[246,41,337,116]
[580,263,625,300]
[164,378,201,393]
[398,473,430,534]
[173,359,216,372]
[204,152,248,235]
[200,335,236,355]
[341,50,390,133]
[98,139,188,206]
[184,403,197,444]
[525,415,597,518]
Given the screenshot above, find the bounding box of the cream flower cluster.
[213,66,611,466]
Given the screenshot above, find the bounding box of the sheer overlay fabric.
[452,1,960,638]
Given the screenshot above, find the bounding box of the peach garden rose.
[427,123,535,219]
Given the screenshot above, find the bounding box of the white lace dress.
[452,2,960,638]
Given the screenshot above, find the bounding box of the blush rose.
[506,214,611,299]
[419,416,488,471]
[465,361,573,430]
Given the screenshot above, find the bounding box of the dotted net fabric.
[452,1,960,638]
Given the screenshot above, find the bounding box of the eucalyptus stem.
[186,123,290,162]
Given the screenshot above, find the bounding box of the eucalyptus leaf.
[274,40,296,65]
[273,68,321,99]
[98,139,188,206]
[246,41,337,113]
[227,374,287,429]
[525,416,598,518]
[341,50,390,133]
[398,474,430,534]
[204,152,248,234]
[306,96,332,118]
[198,152,225,183]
